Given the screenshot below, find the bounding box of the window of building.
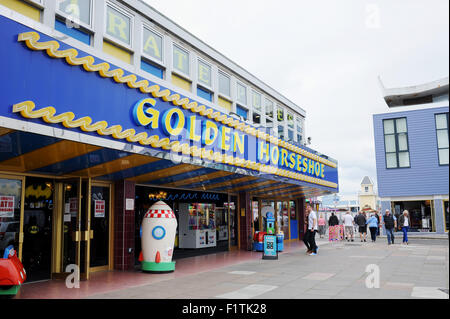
[253,112,261,124]
[296,117,303,133]
[278,125,284,140]
[57,0,92,27]
[236,82,247,105]
[287,113,294,128]
[141,59,163,79]
[365,186,369,192]
[197,60,212,88]
[253,91,262,112]
[435,113,449,165]
[142,27,163,62]
[173,44,189,76]
[297,134,302,143]
[265,99,274,119]
[55,19,91,45]
[383,118,410,169]
[218,71,230,97]
[197,86,213,102]
[288,129,294,141]
[105,3,132,47]
[236,105,248,120]
[277,107,284,122]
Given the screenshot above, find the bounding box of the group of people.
[341,209,411,245]
[306,208,412,250]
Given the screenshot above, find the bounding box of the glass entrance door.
[22,177,54,282]
[89,183,111,270]
[0,176,24,260]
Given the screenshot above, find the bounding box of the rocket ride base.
[141,261,176,273]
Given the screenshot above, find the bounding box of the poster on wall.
[69,198,78,216]
[0,196,15,218]
[95,200,105,218]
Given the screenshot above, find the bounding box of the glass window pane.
[142,28,163,61]
[106,6,131,45]
[265,100,273,118]
[385,135,396,152]
[236,105,247,120]
[253,92,261,111]
[277,108,284,122]
[398,133,408,151]
[173,45,189,75]
[396,118,407,133]
[439,148,449,165]
[287,113,294,128]
[288,130,294,140]
[384,119,395,134]
[398,151,410,167]
[435,114,448,129]
[437,129,449,149]
[198,60,211,87]
[218,72,230,96]
[386,153,397,168]
[59,0,91,25]
[237,83,247,105]
[253,112,261,124]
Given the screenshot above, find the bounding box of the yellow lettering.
[271,146,280,165]
[188,116,201,142]
[143,33,161,58]
[132,98,159,129]
[281,149,289,168]
[202,121,218,146]
[321,164,325,178]
[289,153,296,169]
[302,158,308,173]
[220,126,231,151]
[258,141,269,163]
[107,10,128,42]
[296,154,302,171]
[233,132,245,155]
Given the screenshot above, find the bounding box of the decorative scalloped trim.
[12,101,338,189]
[17,31,337,169]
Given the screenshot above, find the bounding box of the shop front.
[0,12,338,283]
[134,186,238,262]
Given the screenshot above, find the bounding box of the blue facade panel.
[373,106,449,198]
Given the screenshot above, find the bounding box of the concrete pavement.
[87,237,449,299]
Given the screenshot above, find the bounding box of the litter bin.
[276,234,284,252]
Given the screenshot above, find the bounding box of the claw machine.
[179,203,216,248]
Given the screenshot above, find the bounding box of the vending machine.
[178,203,216,249]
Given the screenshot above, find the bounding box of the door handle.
[72,231,80,242]
[90,230,94,239]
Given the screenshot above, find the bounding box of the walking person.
[355,211,368,242]
[398,210,411,245]
[366,213,379,242]
[343,211,354,242]
[383,209,397,245]
[328,212,340,241]
[304,204,318,255]
[318,214,326,239]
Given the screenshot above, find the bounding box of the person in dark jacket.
[383,209,397,245]
[355,211,367,242]
[328,213,339,226]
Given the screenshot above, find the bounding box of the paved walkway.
[15,237,449,299]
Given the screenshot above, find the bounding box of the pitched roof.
[361,176,373,185]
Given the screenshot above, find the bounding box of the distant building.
[358,176,379,211]
[373,77,449,233]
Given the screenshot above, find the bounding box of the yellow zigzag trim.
[12,101,338,189]
[17,31,337,169]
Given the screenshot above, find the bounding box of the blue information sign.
[262,235,278,260]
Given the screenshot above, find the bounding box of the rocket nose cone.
[155,251,161,263]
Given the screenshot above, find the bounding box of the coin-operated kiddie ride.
[140,201,177,272]
[0,245,26,296]
[253,206,275,252]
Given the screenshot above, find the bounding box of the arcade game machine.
[0,245,26,296]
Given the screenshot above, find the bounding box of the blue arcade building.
[373,77,449,234]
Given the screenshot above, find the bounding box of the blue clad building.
[373,78,449,234]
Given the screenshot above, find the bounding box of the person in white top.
[398,210,411,245]
[303,204,318,255]
[343,211,355,242]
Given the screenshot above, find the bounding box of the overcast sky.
[144,0,449,197]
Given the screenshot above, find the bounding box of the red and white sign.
[94,200,105,218]
[0,196,15,218]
